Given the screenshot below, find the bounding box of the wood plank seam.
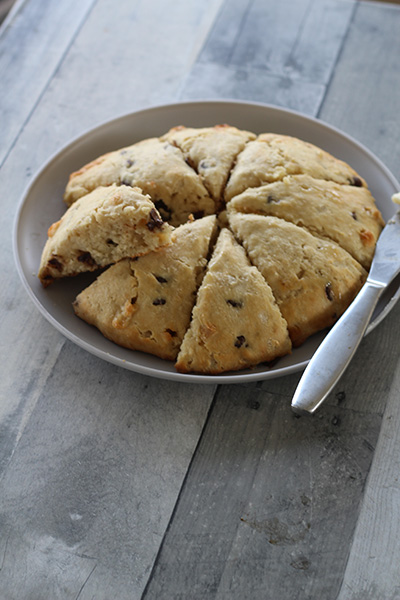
[0,0,98,171]
[316,0,358,119]
[140,388,221,599]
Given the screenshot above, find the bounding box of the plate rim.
[13,99,400,384]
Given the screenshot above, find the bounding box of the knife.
[291,209,400,415]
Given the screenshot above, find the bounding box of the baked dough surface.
[39,126,384,373]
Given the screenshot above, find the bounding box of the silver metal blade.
[291,210,400,414]
[368,210,400,287]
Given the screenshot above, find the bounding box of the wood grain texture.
[0,1,223,597]
[142,384,381,600]
[319,1,400,180]
[320,3,400,596]
[0,344,215,599]
[1,0,400,598]
[180,0,355,115]
[0,0,97,167]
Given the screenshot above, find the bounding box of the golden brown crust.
[224,133,368,201]
[39,185,172,287]
[175,228,291,373]
[37,126,384,373]
[228,213,367,346]
[73,216,218,361]
[227,174,384,269]
[63,138,215,226]
[161,124,255,207]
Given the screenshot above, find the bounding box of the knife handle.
[291,281,384,415]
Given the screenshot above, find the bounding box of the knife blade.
[291,209,400,415]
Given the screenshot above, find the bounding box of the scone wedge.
[73,215,218,361]
[38,185,172,287]
[227,174,384,269]
[161,124,255,208]
[224,133,368,201]
[229,213,367,346]
[175,228,291,374]
[64,137,215,226]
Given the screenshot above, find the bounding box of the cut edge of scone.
[161,124,256,208]
[224,132,369,202]
[226,174,384,270]
[228,212,367,347]
[38,184,173,287]
[73,215,219,361]
[175,227,292,374]
[63,137,216,227]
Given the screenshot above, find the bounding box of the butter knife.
[291,210,400,415]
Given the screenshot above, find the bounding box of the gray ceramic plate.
[13,100,400,384]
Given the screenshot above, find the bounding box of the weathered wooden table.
[1,0,400,598]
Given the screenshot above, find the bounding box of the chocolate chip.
[350,176,363,187]
[227,299,243,308]
[49,257,63,271]
[147,208,164,231]
[77,251,96,267]
[234,335,246,348]
[153,298,166,306]
[185,157,196,169]
[199,159,210,170]
[165,328,177,337]
[154,275,168,283]
[325,282,334,301]
[154,199,172,220]
[106,238,118,246]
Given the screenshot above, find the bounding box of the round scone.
[229,213,367,346]
[226,174,384,269]
[73,215,218,361]
[161,124,255,208]
[64,137,215,226]
[224,133,368,201]
[38,185,172,287]
[37,125,385,375]
[175,228,292,374]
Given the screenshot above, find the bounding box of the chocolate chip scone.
[73,215,218,361]
[229,213,367,346]
[161,125,255,209]
[64,137,215,226]
[227,174,384,269]
[224,133,368,202]
[38,184,172,287]
[175,227,291,374]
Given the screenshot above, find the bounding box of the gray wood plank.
[0,0,224,477]
[142,383,381,600]
[0,344,214,600]
[143,2,400,598]
[318,1,400,179]
[180,62,326,116]
[181,0,355,115]
[0,0,97,166]
[318,2,400,597]
[0,1,224,597]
